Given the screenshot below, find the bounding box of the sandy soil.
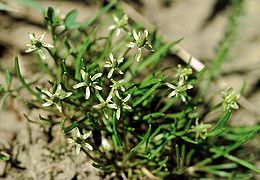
[0,0,259,179]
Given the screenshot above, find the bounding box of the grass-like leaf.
[137,38,183,72]
[133,82,161,107]
[75,39,91,80]
[211,148,260,173]
[15,57,41,100]
[208,111,232,137]
[0,154,9,161]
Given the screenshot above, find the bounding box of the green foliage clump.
[1,1,259,179]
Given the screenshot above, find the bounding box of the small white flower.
[166,78,193,102]
[93,93,112,110]
[67,128,93,155]
[109,14,128,36]
[42,84,72,112]
[73,69,102,100]
[104,53,124,78]
[126,29,153,62]
[93,93,119,119]
[189,119,212,140]
[221,88,240,111]
[107,94,132,120]
[176,65,193,80]
[110,79,125,98]
[25,32,54,60]
[101,137,112,151]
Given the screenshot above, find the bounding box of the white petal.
[126,42,136,48]
[168,91,176,98]
[178,78,185,86]
[42,100,53,107]
[123,94,131,102]
[41,89,53,97]
[76,145,81,155]
[108,68,114,79]
[122,14,128,22]
[55,84,62,95]
[118,69,124,75]
[28,33,36,42]
[107,103,117,109]
[106,94,112,102]
[120,86,125,92]
[118,79,124,83]
[133,29,139,41]
[166,83,176,89]
[108,25,116,30]
[42,42,54,48]
[123,104,132,110]
[73,82,86,89]
[75,128,81,138]
[67,138,74,144]
[116,108,121,120]
[38,49,46,60]
[187,85,193,89]
[80,69,87,81]
[102,138,111,150]
[180,95,186,102]
[85,86,91,100]
[231,103,239,109]
[113,14,119,23]
[115,28,121,36]
[39,32,46,42]
[109,53,114,62]
[56,103,62,112]
[135,49,142,62]
[144,29,149,37]
[145,44,154,51]
[117,57,124,64]
[91,73,102,81]
[25,46,37,53]
[84,143,93,151]
[93,104,102,109]
[83,131,92,139]
[94,85,102,91]
[115,90,121,99]
[61,92,72,99]
[104,63,112,68]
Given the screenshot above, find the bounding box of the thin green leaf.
[0,154,9,161]
[133,82,161,107]
[0,93,10,111]
[159,97,177,113]
[226,130,257,152]
[148,126,161,144]
[208,111,232,137]
[112,112,122,149]
[211,148,260,173]
[143,112,165,121]
[62,117,87,133]
[197,131,257,167]
[228,125,260,134]
[137,38,183,72]
[204,163,238,170]
[75,39,91,80]
[181,136,198,144]
[126,124,151,160]
[15,57,41,100]
[80,0,117,30]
